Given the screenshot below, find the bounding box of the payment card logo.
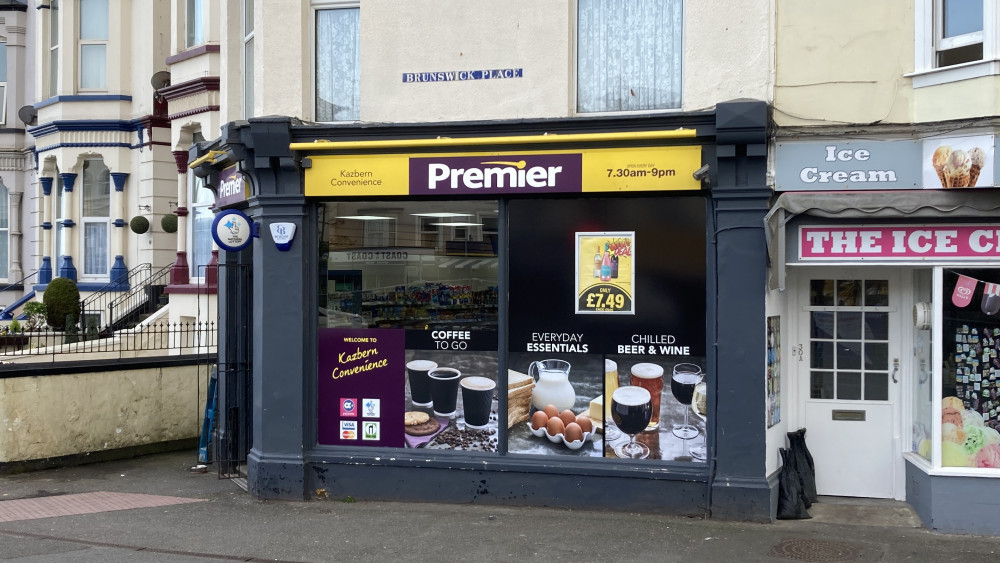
[340,420,357,440]
[340,398,358,417]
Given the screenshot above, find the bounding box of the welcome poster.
[318,328,405,446]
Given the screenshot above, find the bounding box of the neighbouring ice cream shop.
[194,102,777,520]
[771,133,1000,534]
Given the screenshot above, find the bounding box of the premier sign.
[411,154,580,194]
[216,165,247,207]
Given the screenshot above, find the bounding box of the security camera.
[692,164,710,182]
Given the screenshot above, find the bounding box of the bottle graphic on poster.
[593,245,602,277]
[611,249,619,278]
[600,242,612,281]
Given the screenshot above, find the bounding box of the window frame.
[80,158,111,279]
[573,0,684,115]
[48,0,59,98]
[187,0,205,48]
[242,0,255,119]
[78,0,109,92]
[188,171,216,282]
[911,0,1000,88]
[312,0,360,123]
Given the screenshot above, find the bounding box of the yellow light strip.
[289,129,697,152]
[188,150,228,169]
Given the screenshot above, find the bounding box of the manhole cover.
[768,538,864,562]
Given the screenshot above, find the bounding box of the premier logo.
[427,160,564,190]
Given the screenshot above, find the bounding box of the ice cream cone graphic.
[969,147,985,187]
[945,149,971,188]
[932,145,952,188]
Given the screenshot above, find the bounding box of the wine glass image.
[610,386,652,459]
[604,359,622,442]
[689,382,708,461]
[671,363,703,440]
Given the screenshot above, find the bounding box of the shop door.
[797,269,902,499]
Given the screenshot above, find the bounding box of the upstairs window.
[187,0,205,48]
[913,0,999,87]
[79,0,108,90]
[938,0,984,66]
[0,37,7,124]
[576,0,683,113]
[315,5,360,122]
[49,0,59,97]
[243,0,254,118]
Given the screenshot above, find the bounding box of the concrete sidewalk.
[1,450,999,562]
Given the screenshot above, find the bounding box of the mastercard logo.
[342,430,356,439]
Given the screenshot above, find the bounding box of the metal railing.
[106,263,173,330]
[0,320,217,361]
[0,271,38,320]
[79,263,152,329]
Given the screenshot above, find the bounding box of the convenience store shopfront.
[201,102,772,520]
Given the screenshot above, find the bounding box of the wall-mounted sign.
[304,146,701,197]
[216,165,248,207]
[797,224,1000,261]
[775,136,997,191]
[211,209,256,252]
[402,68,523,83]
[575,231,635,315]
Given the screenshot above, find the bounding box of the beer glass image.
[406,360,437,407]
[610,386,652,459]
[428,367,462,417]
[671,363,703,439]
[630,362,664,431]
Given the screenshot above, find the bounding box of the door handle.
[891,358,899,384]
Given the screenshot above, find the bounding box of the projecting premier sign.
[216,165,248,207]
[798,225,1000,261]
[303,146,702,197]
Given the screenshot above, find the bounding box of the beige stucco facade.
[0,365,208,463]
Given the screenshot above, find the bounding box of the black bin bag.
[776,447,811,520]
[788,428,818,505]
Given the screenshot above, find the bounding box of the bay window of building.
[79,0,108,91]
[243,0,254,118]
[576,0,682,113]
[48,0,58,98]
[189,172,214,281]
[912,0,999,87]
[314,4,359,122]
[81,158,110,277]
[187,0,205,48]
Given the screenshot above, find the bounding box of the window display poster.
[507,196,707,461]
[940,269,1000,468]
[318,328,405,447]
[575,232,635,314]
[767,316,781,428]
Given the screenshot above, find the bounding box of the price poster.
[575,231,635,315]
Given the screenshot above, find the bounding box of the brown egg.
[546,416,565,436]
[559,409,576,427]
[543,404,560,419]
[564,422,584,443]
[575,414,593,433]
[531,410,549,430]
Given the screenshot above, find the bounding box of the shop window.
[81,158,110,277]
[911,0,999,87]
[576,0,682,113]
[319,200,499,451]
[48,0,59,98]
[807,279,891,402]
[939,268,1000,468]
[79,0,108,91]
[314,4,360,122]
[186,0,205,48]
